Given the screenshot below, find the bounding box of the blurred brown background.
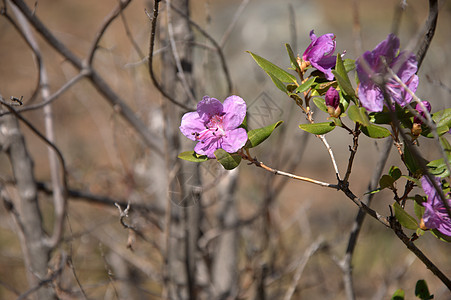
[0,0,450,299]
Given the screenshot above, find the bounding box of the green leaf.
[414,199,426,219]
[295,76,317,93]
[333,55,355,96]
[391,289,405,300]
[214,149,241,170]
[299,122,336,135]
[268,72,288,93]
[313,97,328,113]
[339,91,352,113]
[404,144,426,175]
[427,157,451,178]
[393,202,418,230]
[430,229,451,242]
[415,280,433,300]
[379,175,395,189]
[285,43,299,70]
[348,105,370,127]
[248,51,297,84]
[333,71,356,97]
[433,108,451,128]
[178,151,209,162]
[343,58,356,73]
[361,124,391,139]
[369,110,412,125]
[245,120,283,149]
[389,166,402,181]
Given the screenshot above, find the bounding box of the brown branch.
[146,0,194,111]
[9,0,164,156]
[168,1,233,95]
[86,0,132,66]
[415,0,438,70]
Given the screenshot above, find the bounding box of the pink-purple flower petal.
[180,95,248,159]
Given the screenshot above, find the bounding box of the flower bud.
[325,87,341,117]
[412,101,431,137]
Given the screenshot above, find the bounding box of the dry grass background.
[0,0,450,299]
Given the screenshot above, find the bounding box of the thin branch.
[240,151,339,189]
[415,0,438,70]
[219,0,249,48]
[283,238,325,300]
[0,99,68,196]
[9,0,164,155]
[341,138,392,300]
[146,0,193,111]
[0,70,89,116]
[86,0,132,66]
[166,0,196,103]
[168,1,233,95]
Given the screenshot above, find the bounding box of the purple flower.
[302,30,337,80]
[356,34,419,112]
[413,101,431,124]
[325,86,341,117]
[420,175,451,236]
[180,95,248,158]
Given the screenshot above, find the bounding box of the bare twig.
[415,0,438,70]
[168,1,233,95]
[341,138,392,300]
[86,0,132,66]
[283,238,325,300]
[9,0,164,155]
[166,0,196,103]
[146,0,193,111]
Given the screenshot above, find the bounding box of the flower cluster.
[420,176,451,236]
[356,34,419,112]
[179,95,248,158]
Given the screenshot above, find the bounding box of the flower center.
[193,114,226,142]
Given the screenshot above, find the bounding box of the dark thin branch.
[0,98,68,196]
[9,0,164,155]
[168,1,233,95]
[147,1,193,111]
[86,0,132,66]
[415,0,438,70]
[341,138,392,300]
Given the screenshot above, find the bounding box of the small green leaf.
[404,144,426,175]
[348,105,370,126]
[368,109,412,125]
[178,151,209,162]
[389,166,402,181]
[299,122,336,135]
[245,120,283,149]
[313,97,328,113]
[391,289,405,300]
[343,58,356,73]
[414,199,426,219]
[430,229,451,242]
[248,51,297,84]
[295,76,317,93]
[333,55,355,97]
[415,280,433,300]
[361,124,391,139]
[285,43,299,70]
[393,202,418,230]
[427,157,451,178]
[268,72,288,93]
[379,174,395,189]
[214,149,241,170]
[333,71,356,97]
[433,108,451,128]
